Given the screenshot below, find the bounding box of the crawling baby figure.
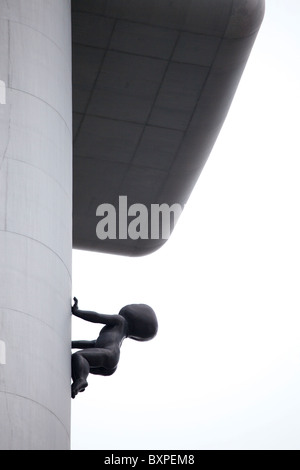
[71,297,158,398]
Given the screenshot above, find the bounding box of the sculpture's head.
[119,304,158,341]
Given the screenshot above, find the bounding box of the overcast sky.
[71,1,300,450]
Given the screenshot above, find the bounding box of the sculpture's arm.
[72,297,119,325]
[72,340,96,349]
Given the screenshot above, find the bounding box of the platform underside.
[72,0,264,256]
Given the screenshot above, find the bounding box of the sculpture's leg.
[71,352,89,398]
[71,348,120,397]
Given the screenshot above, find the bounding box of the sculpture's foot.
[72,379,88,399]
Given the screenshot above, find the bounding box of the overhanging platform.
[72,0,265,256]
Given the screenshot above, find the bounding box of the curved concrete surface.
[72,0,265,256]
[0,0,72,450]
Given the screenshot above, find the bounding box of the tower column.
[0,0,72,449]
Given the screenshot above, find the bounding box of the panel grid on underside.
[87,51,169,124]
[72,17,218,160]
[72,0,233,36]
[72,14,230,247]
[71,0,265,255]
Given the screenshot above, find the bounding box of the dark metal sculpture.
[71,297,158,398]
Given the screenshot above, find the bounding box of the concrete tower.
[0,1,72,449]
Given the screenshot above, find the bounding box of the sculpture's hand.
[72,297,78,313]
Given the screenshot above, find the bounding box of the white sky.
[71,1,300,450]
